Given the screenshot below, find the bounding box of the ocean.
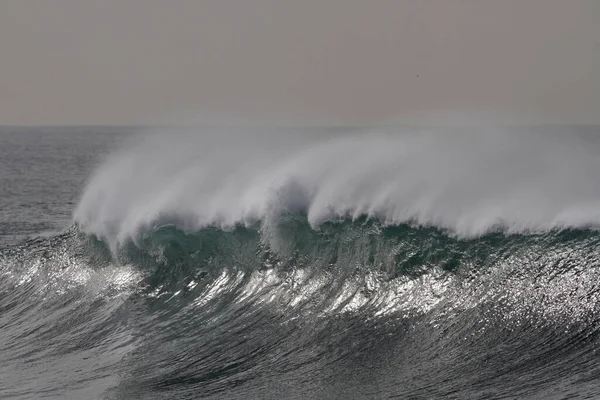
[2,125,600,399]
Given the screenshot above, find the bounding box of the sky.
[1,0,600,125]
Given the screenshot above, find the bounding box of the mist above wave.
[73,126,600,245]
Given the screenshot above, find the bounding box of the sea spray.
[75,126,600,247]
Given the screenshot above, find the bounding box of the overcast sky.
[1,0,600,125]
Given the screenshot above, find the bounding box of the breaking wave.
[74,127,600,246]
[4,126,600,398]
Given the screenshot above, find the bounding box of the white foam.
[73,126,600,245]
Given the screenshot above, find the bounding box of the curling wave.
[3,215,600,398]
[74,127,600,246]
[5,126,600,398]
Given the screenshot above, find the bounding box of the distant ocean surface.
[3,125,600,399]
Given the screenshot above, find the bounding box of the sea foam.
[74,126,600,245]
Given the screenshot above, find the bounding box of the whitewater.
[3,126,600,399]
[75,127,600,245]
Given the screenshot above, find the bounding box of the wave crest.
[73,126,600,245]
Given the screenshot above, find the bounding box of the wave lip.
[74,127,600,245]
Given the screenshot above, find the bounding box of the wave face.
[4,219,600,398]
[5,127,600,398]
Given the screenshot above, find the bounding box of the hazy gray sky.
[1,0,600,125]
